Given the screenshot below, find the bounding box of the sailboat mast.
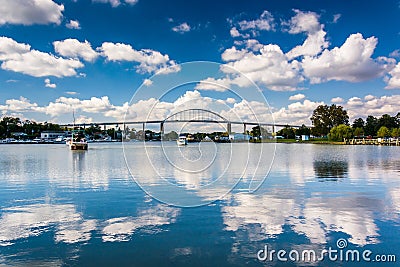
[72,109,75,140]
[73,109,76,128]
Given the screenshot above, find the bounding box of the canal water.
[0,142,399,266]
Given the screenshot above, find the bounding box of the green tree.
[377,114,397,129]
[276,126,295,139]
[377,126,390,138]
[251,126,268,138]
[328,124,353,141]
[352,118,365,129]
[364,115,378,136]
[0,117,23,137]
[0,124,5,137]
[164,131,178,140]
[295,124,311,136]
[85,124,101,136]
[395,112,400,126]
[391,128,399,138]
[310,104,349,136]
[353,127,364,137]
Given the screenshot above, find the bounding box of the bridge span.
[58,108,307,135]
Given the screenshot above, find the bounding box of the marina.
[346,138,400,146]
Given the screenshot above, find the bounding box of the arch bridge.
[59,108,305,136]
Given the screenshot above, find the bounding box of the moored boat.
[176,135,188,146]
[68,131,88,150]
[68,110,88,150]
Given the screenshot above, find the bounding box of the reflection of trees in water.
[375,160,400,173]
[313,160,348,181]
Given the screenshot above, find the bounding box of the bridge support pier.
[160,122,164,140]
[142,123,145,141]
[103,124,106,131]
[243,123,246,134]
[227,122,231,135]
[123,123,126,140]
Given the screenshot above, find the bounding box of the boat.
[176,135,188,146]
[68,110,88,150]
[68,131,88,150]
[54,135,66,144]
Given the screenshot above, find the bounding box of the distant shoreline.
[2,139,398,146]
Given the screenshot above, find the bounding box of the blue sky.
[0,0,400,125]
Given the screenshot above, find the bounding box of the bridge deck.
[58,120,305,128]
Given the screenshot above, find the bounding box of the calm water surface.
[0,142,399,266]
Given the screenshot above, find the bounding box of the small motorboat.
[176,135,188,146]
[54,135,65,144]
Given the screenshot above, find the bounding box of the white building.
[40,131,66,140]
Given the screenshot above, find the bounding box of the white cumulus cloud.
[92,0,138,7]
[221,10,398,92]
[98,42,180,74]
[343,94,400,120]
[0,0,64,26]
[0,37,31,60]
[286,9,321,34]
[92,0,121,7]
[272,99,323,126]
[385,62,400,89]
[1,51,83,78]
[44,78,56,88]
[172,22,191,34]
[124,0,138,5]
[218,44,304,91]
[143,79,153,86]
[285,10,329,59]
[237,10,275,33]
[230,27,241,38]
[221,46,248,62]
[54,39,98,62]
[0,37,84,78]
[331,97,344,103]
[2,97,38,112]
[289,93,306,101]
[66,20,81,29]
[302,33,396,83]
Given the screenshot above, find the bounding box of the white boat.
[176,135,188,146]
[68,111,88,150]
[68,132,88,151]
[54,135,65,143]
[68,139,88,150]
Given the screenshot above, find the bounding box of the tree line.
[0,117,62,138]
[277,104,400,142]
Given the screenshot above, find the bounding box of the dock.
[345,138,400,146]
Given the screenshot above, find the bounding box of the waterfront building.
[40,131,67,141]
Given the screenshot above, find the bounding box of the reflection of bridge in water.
[59,108,305,135]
